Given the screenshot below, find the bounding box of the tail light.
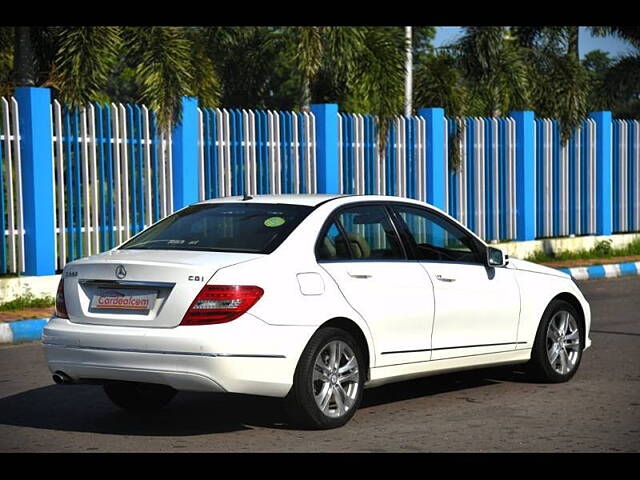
[55,278,69,319]
[180,285,264,326]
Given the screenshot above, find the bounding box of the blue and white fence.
[445,117,517,242]
[337,114,518,242]
[0,97,25,274]
[338,113,427,199]
[51,101,173,269]
[535,118,598,238]
[2,87,639,276]
[198,108,316,199]
[612,119,640,233]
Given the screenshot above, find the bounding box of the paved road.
[0,276,638,452]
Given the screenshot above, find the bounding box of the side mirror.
[486,246,508,268]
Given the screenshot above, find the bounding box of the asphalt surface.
[0,276,638,453]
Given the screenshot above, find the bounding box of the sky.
[432,27,633,59]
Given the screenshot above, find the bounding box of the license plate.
[90,288,157,311]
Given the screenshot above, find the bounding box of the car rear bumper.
[42,314,316,398]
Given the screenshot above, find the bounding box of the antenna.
[242,184,253,201]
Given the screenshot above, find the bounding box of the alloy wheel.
[546,310,581,375]
[312,340,360,418]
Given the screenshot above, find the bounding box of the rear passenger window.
[317,222,351,261]
[336,205,405,260]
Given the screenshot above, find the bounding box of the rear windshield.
[120,203,313,254]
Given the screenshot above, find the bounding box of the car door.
[317,203,435,367]
[390,204,521,361]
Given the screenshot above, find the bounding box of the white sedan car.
[44,194,591,429]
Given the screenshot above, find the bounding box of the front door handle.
[435,274,456,282]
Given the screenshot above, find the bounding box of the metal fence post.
[171,96,199,210]
[509,110,536,241]
[311,104,339,194]
[15,87,55,276]
[418,108,446,211]
[589,111,613,235]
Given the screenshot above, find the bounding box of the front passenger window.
[394,206,480,264]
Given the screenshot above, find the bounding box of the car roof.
[196,194,347,207]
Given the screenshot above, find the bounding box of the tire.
[286,327,365,429]
[103,381,177,412]
[528,300,584,383]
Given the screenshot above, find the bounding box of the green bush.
[526,236,640,263]
[0,293,55,311]
[593,239,613,257]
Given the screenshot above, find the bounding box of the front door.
[390,204,521,361]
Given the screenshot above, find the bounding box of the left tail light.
[180,285,264,326]
[55,278,68,319]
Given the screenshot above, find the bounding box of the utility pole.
[404,26,413,117]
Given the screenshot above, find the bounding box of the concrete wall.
[0,274,60,303]
[494,232,640,261]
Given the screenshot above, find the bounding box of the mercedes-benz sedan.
[44,194,591,429]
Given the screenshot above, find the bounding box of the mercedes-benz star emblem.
[115,265,127,280]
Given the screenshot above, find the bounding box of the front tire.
[103,382,177,412]
[528,300,584,383]
[286,327,365,429]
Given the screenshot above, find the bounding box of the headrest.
[336,233,370,259]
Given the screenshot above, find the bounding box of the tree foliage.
[590,26,640,117]
[1,25,640,146]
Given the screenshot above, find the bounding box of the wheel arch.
[549,292,586,335]
[318,317,373,381]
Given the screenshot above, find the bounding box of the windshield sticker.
[264,216,286,228]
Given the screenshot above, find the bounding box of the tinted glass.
[121,203,312,254]
[394,205,480,263]
[336,205,405,260]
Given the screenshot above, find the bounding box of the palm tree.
[289,26,406,159]
[0,26,221,131]
[590,26,640,117]
[446,27,531,118]
[434,26,588,142]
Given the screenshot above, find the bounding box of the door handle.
[435,274,456,282]
[348,271,372,279]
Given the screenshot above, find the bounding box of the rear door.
[317,203,435,367]
[390,204,521,360]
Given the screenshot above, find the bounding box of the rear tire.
[286,327,365,429]
[528,300,584,383]
[103,382,177,412]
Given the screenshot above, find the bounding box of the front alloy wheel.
[529,299,584,382]
[546,310,581,375]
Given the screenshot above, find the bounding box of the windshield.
[120,203,313,254]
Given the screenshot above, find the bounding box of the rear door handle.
[348,271,372,279]
[435,274,456,282]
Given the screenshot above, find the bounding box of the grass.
[525,237,640,264]
[0,293,55,311]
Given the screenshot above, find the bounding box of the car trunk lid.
[62,249,261,328]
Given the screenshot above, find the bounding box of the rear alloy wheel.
[287,327,364,429]
[103,382,177,412]
[529,300,584,383]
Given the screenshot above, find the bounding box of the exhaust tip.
[52,371,73,385]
